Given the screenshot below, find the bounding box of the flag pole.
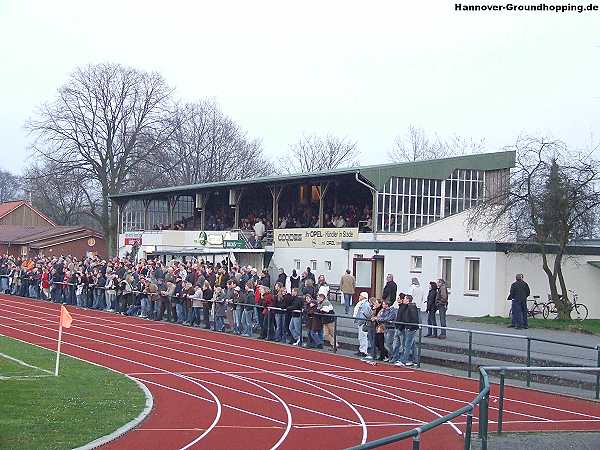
[54,321,63,376]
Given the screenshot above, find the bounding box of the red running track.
[1,296,599,450]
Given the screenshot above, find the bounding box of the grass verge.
[0,334,146,450]
[462,316,600,335]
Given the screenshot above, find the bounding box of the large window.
[466,258,480,293]
[147,200,169,229]
[377,169,485,233]
[440,257,452,289]
[121,200,144,232]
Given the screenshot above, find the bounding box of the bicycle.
[509,295,546,320]
[543,289,589,321]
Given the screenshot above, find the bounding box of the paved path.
[332,302,600,366]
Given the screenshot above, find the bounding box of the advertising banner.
[273,228,359,248]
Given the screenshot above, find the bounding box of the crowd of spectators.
[1,254,448,365]
[141,202,372,234]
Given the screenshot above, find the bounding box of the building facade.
[112,151,600,319]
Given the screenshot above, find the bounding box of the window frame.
[465,257,480,295]
[410,255,423,273]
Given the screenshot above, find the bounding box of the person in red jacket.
[258,286,275,339]
[41,268,50,300]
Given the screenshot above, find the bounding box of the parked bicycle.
[543,289,589,321]
[509,295,546,320]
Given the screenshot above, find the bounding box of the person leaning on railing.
[318,293,337,350]
[242,282,256,337]
[287,288,304,346]
[353,292,371,358]
[389,293,406,364]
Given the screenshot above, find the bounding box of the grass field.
[0,335,146,450]
[462,315,600,335]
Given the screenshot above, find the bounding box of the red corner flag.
[60,305,73,329]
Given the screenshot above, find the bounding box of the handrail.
[346,369,490,450]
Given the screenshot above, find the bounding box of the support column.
[372,190,378,233]
[269,186,283,228]
[196,192,210,230]
[142,199,151,230]
[231,189,244,229]
[317,182,330,227]
[168,196,178,228]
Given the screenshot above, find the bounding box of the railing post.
[468,331,473,378]
[526,337,532,387]
[266,308,272,340]
[596,346,600,400]
[333,315,338,353]
[299,310,303,346]
[464,410,473,450]
[480,389,489,450]
[412,431,421,450]
[478,373,484,439]
[498,371,505,434]
[417,326,423,368]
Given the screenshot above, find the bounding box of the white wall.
[503,253,600,319]
[347,248,500,317]
[358,209,510,243]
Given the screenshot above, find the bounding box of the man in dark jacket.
[396,294,420,367]
[390,293,406,363]
[382,274,397,305]
[507,273,530,329]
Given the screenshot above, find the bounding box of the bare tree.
[388,125,485,162]
[147,100,273,187]
[278,134,359,174]
[26,63,174,254]
[469,136,600,319]
[23,161,91,226]
[0,169,23,203]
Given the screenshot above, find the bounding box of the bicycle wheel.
[571,304,589,321]
[543,302,559,320]
[530,303,544,319]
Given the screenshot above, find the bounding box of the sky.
[0,0,599,174]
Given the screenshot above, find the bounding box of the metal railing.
[347,368,490,450]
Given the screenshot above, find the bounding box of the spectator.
[253,218,266,241]
[214,287,226,332]
[424,281,438,338]
[287,288,304,345]
[276,268,287,288]
[390,293,406,364]
[507,273,530,330]
[306,295,323,349]
[242,284,256,332]
[435,279,449,339]
[368,298,383,360]
[288,269,300,291]
[353,292,371,358]
[396,294,420,367]
[339,269,356,315]
[382,274,397,305]
[318,293,337,350]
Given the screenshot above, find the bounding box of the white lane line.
[0,303,443,431]
[177,375,222,450]
[6,299,596,426]
[126,369,412,375]
[0,320,289,447]
[136,377,287,425]
[0,308,366,434]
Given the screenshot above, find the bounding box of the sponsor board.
[273,228,359,248]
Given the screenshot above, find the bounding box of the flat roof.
[111,150,515,201]
[341,240,600,255]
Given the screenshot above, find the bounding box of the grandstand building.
[111,151,600,319]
